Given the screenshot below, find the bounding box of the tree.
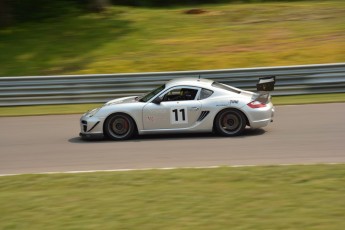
[0,0,13,27]
[88,0,110,13]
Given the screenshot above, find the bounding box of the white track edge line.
[0,162,343,177]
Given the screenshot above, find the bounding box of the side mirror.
[152,96,162,104]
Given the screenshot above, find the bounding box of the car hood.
[104,96,139,106]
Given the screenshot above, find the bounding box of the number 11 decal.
[171,107,188,124]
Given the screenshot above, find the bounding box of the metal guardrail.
[1,63,345,106]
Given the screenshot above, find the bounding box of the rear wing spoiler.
[255,76,276,103]
[257,76,275,92]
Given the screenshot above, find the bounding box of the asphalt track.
[0,103,344,175]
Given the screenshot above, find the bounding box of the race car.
[80,77,275,140]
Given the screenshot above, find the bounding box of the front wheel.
[104,113,136,140]
[214,109,246,136]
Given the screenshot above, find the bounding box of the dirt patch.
[183,9,208,15]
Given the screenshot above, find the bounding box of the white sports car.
[80,77,275,140]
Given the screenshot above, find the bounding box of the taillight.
[247,101,266,108]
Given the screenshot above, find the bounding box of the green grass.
[0,164,344,229]
[0,93,344,117]
[271,93,345,105]
[0,1,344,76]
[0,103,103,117]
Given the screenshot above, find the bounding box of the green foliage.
[7,0,82,23]
[110,0,303,7]
[0,1,344,76]
[0,0,316,27]
[111,0,229,7]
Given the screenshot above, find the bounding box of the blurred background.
[0,0,344,77]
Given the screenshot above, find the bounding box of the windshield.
[139,84,165,102]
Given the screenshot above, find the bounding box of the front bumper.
[79,112,105,138]
[79,132,104,139]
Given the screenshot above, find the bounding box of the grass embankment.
[0,165,344,229]
[0,93,344,117]
[0,1,344,76]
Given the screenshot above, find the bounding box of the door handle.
[191,107,200,111]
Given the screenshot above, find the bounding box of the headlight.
[88,108,100,117]
[104,100,123,106]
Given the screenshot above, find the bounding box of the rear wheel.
[104,113,136,140]
[215,109,246,136]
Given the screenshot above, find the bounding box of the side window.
[199,88,213,100]
[162,88,198,101]
[162,88,181,101]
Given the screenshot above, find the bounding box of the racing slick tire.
[214,109,246,136]
[104,113,136,140]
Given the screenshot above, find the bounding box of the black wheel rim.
[109,115,130,138]
[219,112,241,134]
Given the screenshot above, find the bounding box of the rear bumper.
[250,118,272,129]
[247,104,275,129]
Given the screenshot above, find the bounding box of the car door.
[143,86,202,130]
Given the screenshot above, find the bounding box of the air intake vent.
[81,120,87,132]
[197,111,210,122]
